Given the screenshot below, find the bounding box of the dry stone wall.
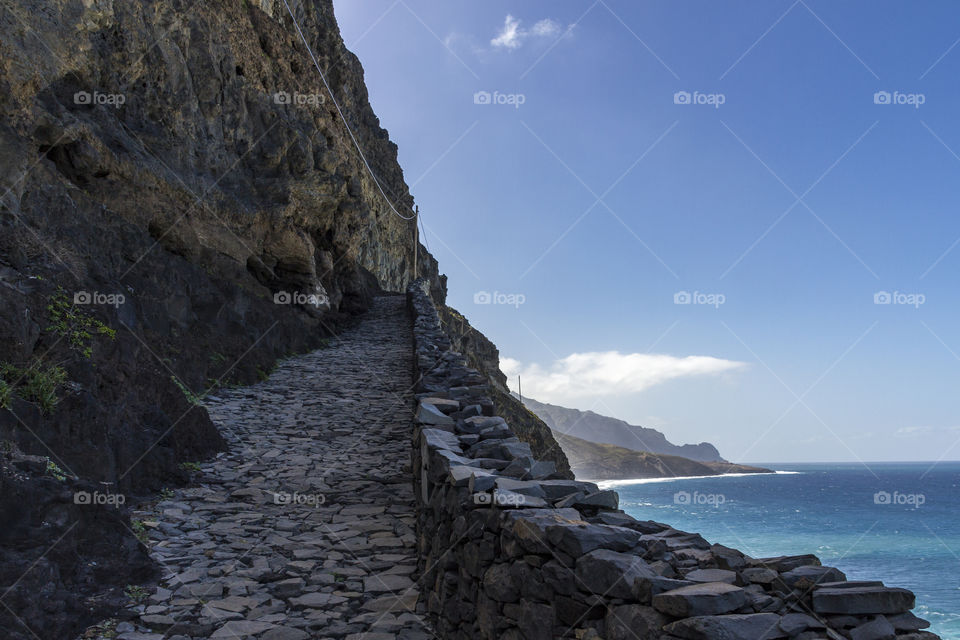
[407,280,939,640]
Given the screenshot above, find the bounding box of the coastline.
[594,469,799,489]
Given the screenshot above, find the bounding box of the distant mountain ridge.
[551,430,772,481]
[521,396,725,462]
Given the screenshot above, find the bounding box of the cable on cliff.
[280,0,418,223]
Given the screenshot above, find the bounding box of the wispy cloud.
[896,425,960,437]
[502,351,747,403]
[491,15,567,50]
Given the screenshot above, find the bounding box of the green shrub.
[46,287,116,358]
[130,520,148,545]
[124,584,148,603]
[171,376,202,405]
[45,458,67,481]
[0,362,68,414]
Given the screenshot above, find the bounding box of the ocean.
[599,462,960,639]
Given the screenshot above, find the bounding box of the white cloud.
[491,15,523,49]
[530,18,562,38]
[501,351,747,403]
[896,425,960,437]
[491,15,568,50]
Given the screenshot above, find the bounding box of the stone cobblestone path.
[121,296,435,640]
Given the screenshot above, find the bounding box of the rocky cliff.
[524,396,725,462]
[552,431,772,481]
[0,0,452,637]
[439,306,572,478]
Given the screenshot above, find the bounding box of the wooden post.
[413,206,419,284]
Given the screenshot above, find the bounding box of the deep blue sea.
[601,462,960,639]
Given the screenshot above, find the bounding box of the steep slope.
[553,430,772,481]
[439,306,572,478]
[0,0,444,636]
[0,2,568,637]
[523,396,725,462]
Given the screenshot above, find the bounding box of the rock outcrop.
[524,396,725,462]
[409,280,938,640]
[438,305,572,479]
[553,430,773,481]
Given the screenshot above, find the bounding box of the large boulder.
[849,615,896,640]
[605,604,670,640]
[652,582,748,617]
[778,565,846,590]
[575,549,657,600]
[664,613,787,640]
[812,586,915,615]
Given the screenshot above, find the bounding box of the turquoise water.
[604,462,960,639]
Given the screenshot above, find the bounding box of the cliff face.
[0,0,445,636]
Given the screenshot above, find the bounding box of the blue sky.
[332,0,960,464]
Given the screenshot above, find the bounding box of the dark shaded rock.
[887,612,931,631]
[750,555,821,572]
[779,565,846,590]
[575,548,656,600]
[812,586,915,615]
[685,568,737,585]
[652,582,748,617]
[778,613,824,635]
[849,615,896,640]
[664,613,787,640]
[605,604,670,640]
